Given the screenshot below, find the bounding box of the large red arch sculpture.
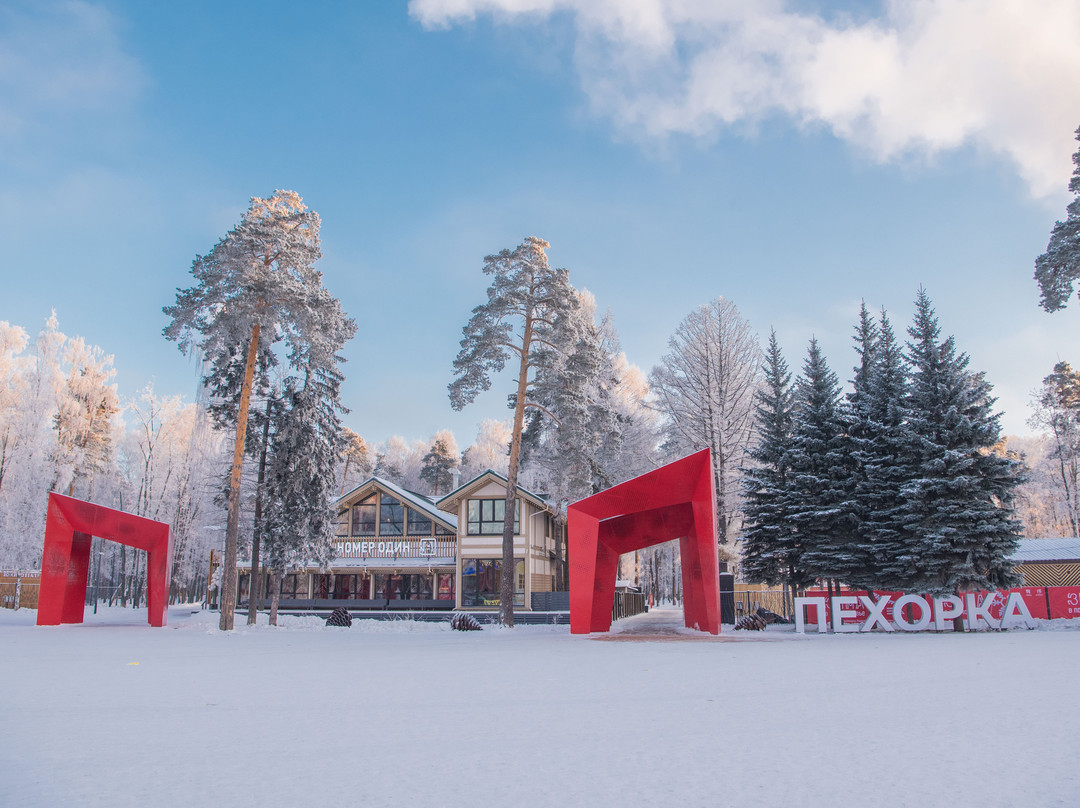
[568,449,720,634]
[37,493,172,627]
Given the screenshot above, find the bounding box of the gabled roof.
[435,469,553,514]
[336,476,457,530]
[1010,537,1080,563]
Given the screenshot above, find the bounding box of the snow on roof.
[1010,537,1080,563]
[336,476,457,529]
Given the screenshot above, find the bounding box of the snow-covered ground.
[2,605,1077,807]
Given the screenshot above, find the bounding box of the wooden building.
[435,470,558,609]
[239,471,560,612]
[1011,537,1080,587]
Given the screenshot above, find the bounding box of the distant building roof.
[435,469,553,514]
[1010,537,1080,563]
[336,476,457,530]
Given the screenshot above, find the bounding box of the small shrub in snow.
[450,612,482,631]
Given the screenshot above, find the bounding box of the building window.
[435,522,454,536]
[375,573,433,600]
[467,499,519,535]
[406,508,433,536]
[279,573,308,599]
[380,494,404,536]
[461,558,524,607]
[351,495,376,536]
[332,574,370,600]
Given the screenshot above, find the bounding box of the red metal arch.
[568,449,720,634]
[37,493,172,627]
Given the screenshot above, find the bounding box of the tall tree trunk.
[269,569,281,627]
[221,322,261,631]
[247,397,272,625]
[500,316,533,627]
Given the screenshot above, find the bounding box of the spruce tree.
[835,303,878,587]
[895,290,1023,595]
[850,309,912,591]
[789,339,855,588]
[740,330,796,587]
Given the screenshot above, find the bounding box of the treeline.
[740,291,1024,596]
[7,197,1077,621]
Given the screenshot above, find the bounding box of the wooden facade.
[240,471,561,611]
[436,471,558,610]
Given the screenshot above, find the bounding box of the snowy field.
[2,605,1078,807]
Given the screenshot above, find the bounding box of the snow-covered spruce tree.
[894,289,1023,595]
[420,432,460,496]
[848,309,913,591]
[787,339,856,589]
[650,297,761,547]
[260,358,350,625]
[1028,361,1080,537]
[740,330,796,588]
[1035,126,1080,312]
[164,190,355,630]
[449,236,579,627]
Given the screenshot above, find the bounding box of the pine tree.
[740,330,796,588]
[521,291,623,503]
[788,339,855,588]
[894,290,1023,595]
[449,236,579,626]
[338,428,373,495]
[164,190,356,630]
[1028,361,1080,535]
[1035,125,1080,312]
[420,433,460,495]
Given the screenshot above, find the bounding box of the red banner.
[1047,586,1080,620]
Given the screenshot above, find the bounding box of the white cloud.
[410,0,1080,198]
[0,1,146,160]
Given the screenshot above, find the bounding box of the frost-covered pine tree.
[893,290,1023,595]
[1028,362,1080,536]
[338,428,373,495]
[521,291,623,503]
[788,339,856,588]
[740,330,796,588]
[1035,126,1080,312]
[420,432,460,496]
[449,236,579,627]
[460,419,511,480]
[164,190,356,630]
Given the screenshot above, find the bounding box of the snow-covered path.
[1,605,1077,807]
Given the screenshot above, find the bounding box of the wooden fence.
[0,570,40,610]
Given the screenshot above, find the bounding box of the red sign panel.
[1047,586,1080,620]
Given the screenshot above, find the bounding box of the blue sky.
[2,0,1080,444]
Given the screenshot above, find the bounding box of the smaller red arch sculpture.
[568,449,721,634]
[37,493,173,627]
